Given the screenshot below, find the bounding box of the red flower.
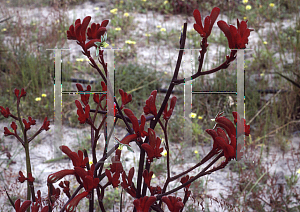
[22,117,36,131]
[60,145,89,168]
[31,203,49,212]
[149,185,162,195]
[193,7,220,38]
[0,106,10,118]
[105,169,121,188]
[232,112,250,136]
[206,129,235,162]
[14,88,26,100]
[121,167,136,197]
[163,96,177,120]
[133,196,156,212]
[75,100,90,124]
[59,181,71,198]
[4,127,14,136]
[18,171,26,183]
[42,117,50,131]
[67,16,109,53]
[67,16,91,43]
[119,109,148,145]
[14,199,31,212]
[93,81,107,109]
[142,169,153,187]
[76,84,91,106]
[180,175,193,189]
[119,89,132,109]
[65,192,89,212]
[162,196,184,212]
[143,90,158,116]
[141,128,163,163]
[109,149,124,173]
[47,169,76,184]
[217,19,253,49]
[75,164,100,192]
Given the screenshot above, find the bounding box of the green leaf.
[115,139,134,153]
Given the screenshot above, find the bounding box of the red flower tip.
[142,169,153,187]
[66,192,89,212]
[105,169,120,188]
[180,175,193,189]
[119,89,132,109]
[163,96,177,120]
[217,18,252,49]
[42,117,50,131]
[133,196,156,212]
[4,127,14,136]
[141,128,163,163]
[0,106,11,118]
[193,7,220,38]
[18,171,26,183]
[60,145,89,168]
[232,112,250,136]
[143,90,158,116]
[14,199,31,212]
[162,196,184,212]
[47,169,76,184]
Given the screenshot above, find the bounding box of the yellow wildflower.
[76,58,84,62]
[156,25,161,28]
[164,0,168,4]
[160,28,166,32]
[89,161,93,165]
[246,5,252,10]
[125,40,136,44]
[269,3,275,7]
[42,94,47,97]
[263,41,267,44]
[297,169,300,174]
[124,13,129,17]
[145,33,151,37]
[242,0,248,3]
[244,17,247,20]
[2,28,7,32]
[110,8,118,14]
[115,27,121,31]
[198,116,203,120]
[142,0,146,2]
[162,150,167,157]
[194,150,198,154]
[152,174,156,178]
[189,113,197,118]
[120,0,124,3]
[35,97,41,101]
[94,7,99,10]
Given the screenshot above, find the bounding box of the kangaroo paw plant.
[1,7,252,212]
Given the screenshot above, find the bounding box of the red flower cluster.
[217,19,253,49]
[133,196,157,212]
[142,169,162,195]
[163,96,177,120]
[121,167,136,197]
[143,90,158,116]
[193,7,220,38]
[205,112,250,163]
[105,149,124,188]
[193,7,253,49]
[18,171,35,183]
[60,145,88,168]
[120,109,148,145]
[67,16,109,53]
[141,128,163,163]
[162,196,184,212]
